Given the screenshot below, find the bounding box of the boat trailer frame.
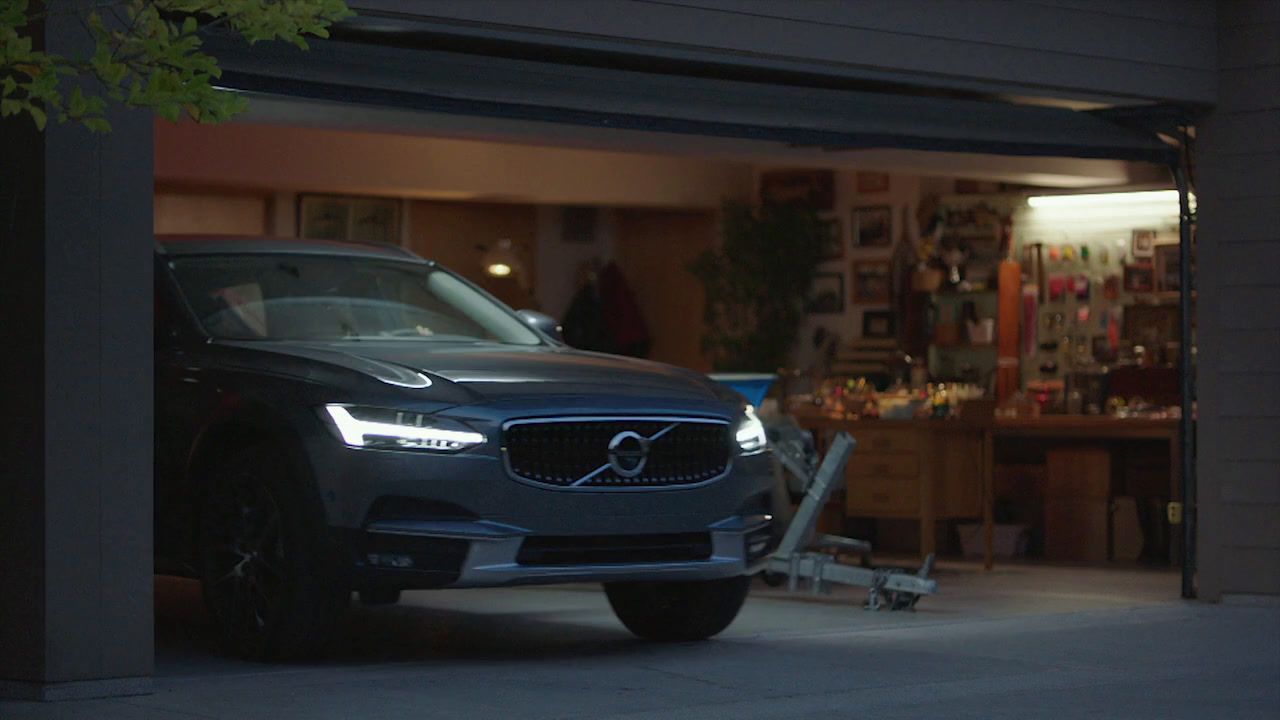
[763,431,938,610]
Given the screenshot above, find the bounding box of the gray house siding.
[355,0,1217,104]
[1195,0,1280,600]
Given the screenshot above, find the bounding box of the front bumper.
[305,401,778,590]
[344,512,773,590]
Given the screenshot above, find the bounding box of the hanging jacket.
[598,262,651,358]
[561,283,614,353]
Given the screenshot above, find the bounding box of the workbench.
[793,414,994,567]
[993,416,1182,564]
[793,411,1182,568]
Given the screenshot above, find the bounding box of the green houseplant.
[689,200,826,372]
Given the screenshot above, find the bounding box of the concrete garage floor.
[4,563,1278,719]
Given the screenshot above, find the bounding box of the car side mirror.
[516,309,563,342]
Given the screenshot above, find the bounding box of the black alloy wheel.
[198,446,346,660]
[201,479,288,650]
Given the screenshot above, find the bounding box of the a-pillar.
[0,12,154,702]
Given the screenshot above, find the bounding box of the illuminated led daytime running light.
[323,405,485,452]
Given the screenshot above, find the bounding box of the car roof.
[155,235,428,263]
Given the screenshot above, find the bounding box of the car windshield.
[169,253,543,345]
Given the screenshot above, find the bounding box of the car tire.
[197,445,347,660]
[603,575,751,641]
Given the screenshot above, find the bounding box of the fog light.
[367,553,415,568]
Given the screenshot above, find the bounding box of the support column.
[0,14,154,701]
[1195,0,1280,601]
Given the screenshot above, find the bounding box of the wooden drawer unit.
[847,478,920,517]
[854,429,919,454]
[794,416,990,560]
[848,452,919,480]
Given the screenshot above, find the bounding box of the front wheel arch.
[182,407,327,572]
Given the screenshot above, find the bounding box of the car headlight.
[735,405,768,455]
[322,405,485,452]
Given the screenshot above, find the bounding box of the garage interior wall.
[1194,0,1280,600]
[153,120,1178,374]
[408,200,539,311]
[154,190,270,235]
[154,120,760,369]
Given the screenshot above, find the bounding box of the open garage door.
[188,25,1194,595]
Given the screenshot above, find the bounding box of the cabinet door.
[848,452,918,480]
[934,433,983,517]
[1046,447,1111,499]
[846,477,920,517]
[853,429,919,454]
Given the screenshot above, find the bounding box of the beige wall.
[154,121,753,208]
[154,191,268,235]
[614,209,717,371]
[1194,1,1280,600]
[154,121,745,364]
[408,200,540,311]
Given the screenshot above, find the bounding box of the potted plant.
[689,200,826,375]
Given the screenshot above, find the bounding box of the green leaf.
[67,86,88,117]
[5,0,355,133]
[28,103,46,130]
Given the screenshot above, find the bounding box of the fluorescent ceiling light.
[1026,190,1184,208]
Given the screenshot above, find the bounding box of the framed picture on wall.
[861,310,896,339]
[806,272,845,314]
[1123,263,1156,293]
[851,205,892,247]
[299,194,400,245]
[818,214,844,261]
[851,259,892,304]
[1131,229,1157,259]
[759,169,835,210]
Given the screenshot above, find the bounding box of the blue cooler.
[707,373,777,407]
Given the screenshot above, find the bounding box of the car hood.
[220,340,731,407]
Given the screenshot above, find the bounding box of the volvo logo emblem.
[607,430,650,478]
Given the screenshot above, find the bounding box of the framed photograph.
[299,194,400,245]
[855,171,890,194]
[806,272,845,314]
[298,195,349,241]
[1154,244,1181,292]
[818,214,844,261]
[851,205,892,248]
[851,259,892,304]
[1131,229,1157,259]
[759,169,835,211]
[861,310,896,339]
[1124,303,1181,345]
[1123,263,1156,293]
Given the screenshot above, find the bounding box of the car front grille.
[503,417,732,489]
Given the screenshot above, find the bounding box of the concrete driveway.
[3,563,1277,719]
